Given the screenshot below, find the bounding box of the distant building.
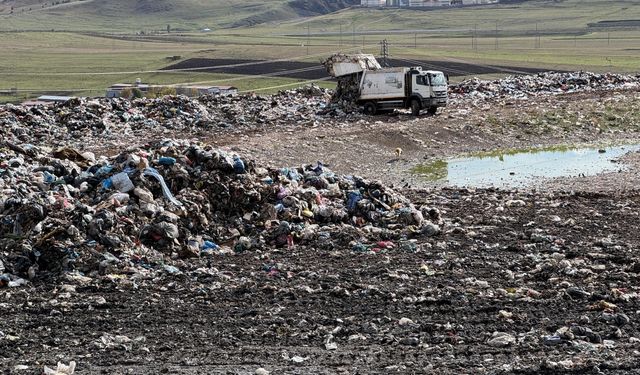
[106,80,150,98]
[176,85,239,96]
[21,95,76,107]
[106,80,237,98]
[36,95,75,103]
[361,0,386,6]
[361,0,498,6]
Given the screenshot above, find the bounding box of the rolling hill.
[0,0,358,31]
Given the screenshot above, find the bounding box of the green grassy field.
[0,31,339,103]
[0,0,300,32]
[0,0,638,103]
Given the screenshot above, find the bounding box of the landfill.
[0,139,436,285]
[2,71,639,150]
[0,85,362,152]
[450,71,640,101]
[2,69,640,373]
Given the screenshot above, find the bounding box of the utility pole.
[380,39,389,67]
[473,23,478,51]
[307,24,310,55]
[415,33,417,49]
[352,19,356,46]
[471,28,474,49]
[339,24,343,47]
[607,32,610,46]
[495,20,498,50]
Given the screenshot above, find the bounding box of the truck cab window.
[416,75,428,86]
[429,73,446,86]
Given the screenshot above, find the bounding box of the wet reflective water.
[412,144,640,188]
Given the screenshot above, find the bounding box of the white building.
[361,0,386,5]
[408,0,449,6]
[361,0,498,6]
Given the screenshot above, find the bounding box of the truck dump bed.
[322,54,382,78]
[359,68,409,100]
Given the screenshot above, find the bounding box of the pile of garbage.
[450,71,640,100]
[0,139,439,286]
[321,53,384,114]
[0,85,364,148]
[325,74,363,114]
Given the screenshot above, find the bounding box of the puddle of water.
[412,144,640,188]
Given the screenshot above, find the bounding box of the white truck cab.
[409,69,448,114]
[358,67,448,115]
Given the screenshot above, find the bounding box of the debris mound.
[0,86,355,149]
[450,71,640,100]
[321,53,383,113]
[0,139,433,285]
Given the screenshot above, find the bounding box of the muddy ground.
[214,89,640,192]
[2,89,640,374]
[162,58,553,80]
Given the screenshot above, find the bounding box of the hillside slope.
[0,0,357,31]
[267,0,640,35]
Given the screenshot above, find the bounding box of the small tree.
[147,86,176,98]
[121,87,144,99]
[131,88,144,99]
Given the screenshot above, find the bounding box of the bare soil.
[3,89,640,374]
[162,58,555,80]
[213,89,640,192]
[3,188,640,374]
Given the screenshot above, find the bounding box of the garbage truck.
[323,54,448,116]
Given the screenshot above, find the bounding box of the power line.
[0,47,364,76]
[1,42,386,94]
[393,57,472,76]
[380,39,389,67]
[396,48,532,75]
[495,20,499,50]
[166,42,385,87]
[307,24,310,55]
[241,77,333,93]
[167,65,326,87]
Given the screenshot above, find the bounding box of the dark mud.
[162,58,553,80]
[3,189,640,374]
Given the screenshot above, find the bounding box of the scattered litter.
[450,71,640,102]
[43,361,76,375]
[0,139,430,283]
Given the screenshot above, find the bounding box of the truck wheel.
[427,106,437,115]
[363,102,377,115]
[410,100,421,116]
